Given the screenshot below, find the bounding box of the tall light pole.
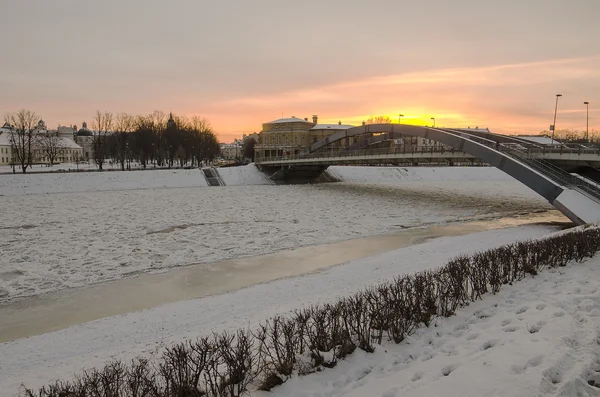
[551,94,562,143]
[398,114,404,124]
[430,117,436,127]
[584,101,589,143]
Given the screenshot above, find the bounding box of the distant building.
[0,123,14,166]
[33,122,83,164]
[73,121,94,160]
[0,120,83,166]
[253,114,453,160]
[219,140,242,160]
[255,115,354,160]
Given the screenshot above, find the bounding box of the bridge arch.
[308,123,600,224]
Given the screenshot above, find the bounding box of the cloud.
[206,56,600,138]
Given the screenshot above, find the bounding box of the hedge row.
[23,226,600,397]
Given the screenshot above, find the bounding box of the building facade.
[0,120,83,166]
[0,123,13,166]
[254,115,355,160]
[74,122,94,161]
[219,141,242,160]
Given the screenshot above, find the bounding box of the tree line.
[92,110,221,171]
[2,109,221,173]
[538,128,600,144]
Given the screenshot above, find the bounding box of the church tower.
[167,112,176,129]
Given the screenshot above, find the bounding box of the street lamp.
[398,114,404,124]
[584,101,590,143]
[551,94,562,143]
[430,117,436,127]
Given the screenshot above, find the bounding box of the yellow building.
[255,115,355,160]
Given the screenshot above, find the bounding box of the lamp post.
[584,101,590,143]
[551,94,562,143]
[430,117,436,127]
[398,114,404,124]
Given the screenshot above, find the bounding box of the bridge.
[255,124,600,225]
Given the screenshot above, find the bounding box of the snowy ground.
[0,224,559,395]
[218,164,274,185]
[0,168,208,195]
[0,166,549,303]
[259,252,600,397]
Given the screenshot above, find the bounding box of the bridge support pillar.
[257,164,329,183]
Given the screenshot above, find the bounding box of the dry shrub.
[24,227,600,397]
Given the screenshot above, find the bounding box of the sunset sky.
[1,0,599,142]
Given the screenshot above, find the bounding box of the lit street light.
[430,117,436,127]
[551,94,562,143]
[584,101,590,143]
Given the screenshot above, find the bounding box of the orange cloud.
[206,56,599,141]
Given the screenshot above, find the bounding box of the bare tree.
[39,131,65,166]
[242,138,256,161]
[4,109,39,174]
[366,115,392,124]
[113,113,134,171]
[92,110,113,170]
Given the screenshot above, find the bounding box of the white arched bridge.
[255,124,600,225]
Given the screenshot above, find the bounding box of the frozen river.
[0,173,551,304]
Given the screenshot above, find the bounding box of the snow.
[0,168,208,195]
[0,168,549,303]
[0,165,590,396]
[56,137,81,149]
[266,117,314,124]
[0,224,559,395]
[516,135,563,146]
[554,188,600,224]
[257,250,600,397]
[311,124,354,130]
[0,131,12,146]
[218,164,274,185]
[327,166,513,183]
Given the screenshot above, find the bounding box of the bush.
[23,227,600,396]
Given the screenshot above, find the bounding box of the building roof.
[59,137,82,149]
[0,131,12,146]
[310,123,354,130]
[265,117,313,124]
[0,131,82,149]
[77,128,93,137]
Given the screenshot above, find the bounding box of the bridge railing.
[501,145,600,202]
[255,146,470,164]
[440,128,600,202]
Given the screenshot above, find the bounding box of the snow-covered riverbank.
[0,224,560,395]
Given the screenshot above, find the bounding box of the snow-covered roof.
[310,124,354,130]
[60,138,82,149]
[0,131,81,149]
[265,117,313,124]
[516,135,563,146]
[0,131,13,146]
